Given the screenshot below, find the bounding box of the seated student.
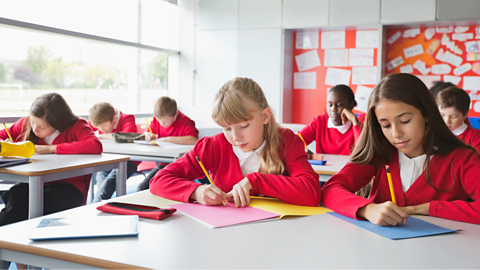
[429,80,455,100]
[298,84,364,156]
[0,93,102,226]
[137,96,199,191]
[437,86,480,152]
[322,73,480,226]
[150,77,321,207]
[88,102,139,202]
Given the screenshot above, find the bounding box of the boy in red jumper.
[299,84,364,156]
[88,102,139,202]
[137,96,199,191]
[436,86,480,152]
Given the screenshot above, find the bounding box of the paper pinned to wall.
[386,56,404,71]
[452,33,473,41]
[325,68,351,86]
[352,67,377,85]
[431,64,452,75]
[403,44,424,58]
[387,31,401,44]
[296,31,319,49]
[349,49,374,66]
[321,31,345,49]
[413,60,431,75]
[443,75,462,85]
[295,50,321,72]
[400,64,413,73]
[356,30,378,48]
[324,49,348,67]
[416,75,441,89]
[425,28,435,40]
[294,72,317,89]
[403,28,420,38]
[463,76,480,90]
[354,85,374,112]
[453,63,472,76]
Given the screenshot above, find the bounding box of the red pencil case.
[97,202,176,220]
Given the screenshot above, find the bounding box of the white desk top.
[101,141,193,161]
[312,154,350,175]
[1,191,479,269]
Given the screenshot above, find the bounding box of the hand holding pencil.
[190,156,227,206]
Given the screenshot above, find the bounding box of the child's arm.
[157,136,198,145]
[298,117,318,146]
[55,120,103,154]
[0,117,28,142]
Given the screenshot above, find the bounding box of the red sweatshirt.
[0,117,103,200]
[150,128,322,206]
[321,148,480,225]
[150,111,199,138]
[458,125,480,153]
[299,114,365,155]
[89,112,137,134]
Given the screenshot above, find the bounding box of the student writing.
[321,73,480,226]
[150,77,321,207]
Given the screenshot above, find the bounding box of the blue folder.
[308,159,327,165]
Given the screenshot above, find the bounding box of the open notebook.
[133,140,187,149]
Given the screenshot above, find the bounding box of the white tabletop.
[101,141,193,163]
[1,191,479,269]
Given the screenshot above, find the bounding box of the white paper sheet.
[295,50,321,72]
[453,63,472,76]
[294,72,317,89]
[465,41,480,53]
[321,31,345,49]
[386,56,404,71]
[356,30,378,48]
[324,49,348,67]
[404,44,424,58]
[296,31,319,49]
[436,49,463,67]
[473,101,480,113]
[436,26,454,34]
[463,76,480,90]
[354,85,374,113]
[452,33,473,41]
[455,26,469,33]
[413,60,431,75]
[431,64,452,75]
[403,28,420,38]
[443,75,462,85]
[400,64,413,73]
[352,67,377,85]
[416,75,441,89]
[349,49,374,66]
[425,28,435,40]
[325,68,351,86]
[387,31,401,44]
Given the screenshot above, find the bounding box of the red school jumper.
[457,125,480,153]
[89,112,137,134]
[0,117,103,201]
[321,148,480,225]
[150,128,322,206]
[150,111,199,139]
[299,114,365,155]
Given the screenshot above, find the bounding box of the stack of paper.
[0,157,29,168]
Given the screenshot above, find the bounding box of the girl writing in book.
[0,92,102,226]
[150,77,321,207]
[298,84,364,157]
[321,73,480,226]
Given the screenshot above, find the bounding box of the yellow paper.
[249,197,332,219]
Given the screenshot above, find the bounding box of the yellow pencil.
[145,119,153,133]
[298,133,307,149]
[196,156,226,206]
[385,165,396,204]
[2,123,13,141]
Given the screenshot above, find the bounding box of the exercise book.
[169,202,280,228]
[249,196,332,218]
[133,140,187,149]
[0,157,29,168]
[328,212,457,240]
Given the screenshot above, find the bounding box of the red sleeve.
[182,118,199,138]
[246,130,322,206]
[0,117,28,142]
[118,114,137,133]
[353,113,365,141]
[429,150,480,224]
[150,138,211,202]
[55,120,103,154]
[321,162,377,219]
[298,116,319,145]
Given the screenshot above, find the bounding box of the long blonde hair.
[212,77,285,175]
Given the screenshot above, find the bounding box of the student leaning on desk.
[149,77,322,207]
[137,96,199,191]
[322,73,480,226]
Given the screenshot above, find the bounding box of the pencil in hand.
[298,133,307,149]
[385,165,396,204]
[2,123,13,141]
[145,119,153,133]
[196,156,226,206]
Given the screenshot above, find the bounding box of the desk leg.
[28,176,43,219]
[115,161,127,197]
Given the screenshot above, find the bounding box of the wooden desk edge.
[0,157,130,176]
[0,240,150,270]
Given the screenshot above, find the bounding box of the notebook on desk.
[0,157,30,168]
[29,215,139,241]
[133,140,188,149]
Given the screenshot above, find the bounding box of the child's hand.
[190,185,227,206]
[340,108,360,126]
[1,138,13,143]
[144,132,158,141]
[34,145,56,154]
[402,203,430,216]
[306,149,314,160]
[357,202,408,226]
[226,177,252,208]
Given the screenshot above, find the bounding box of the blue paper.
[308,160,327,165]
[328,212,456,240]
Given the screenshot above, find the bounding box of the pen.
[145,119,153,133]
[196,156,226,206]
[298,133,307,149]
[2,123,13,141]
[385,165,396,204]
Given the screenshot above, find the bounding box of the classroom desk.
[1,190,479,269]
[312,154,350,182]
[0,154,130,219]
[101,141,193,163]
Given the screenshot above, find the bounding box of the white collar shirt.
[398,151,431,192]
[43,130,61,145]
[232,140,266,177]
[327,117,352,134]
[452,122,468,136]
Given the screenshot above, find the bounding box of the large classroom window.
[0,0,179,116]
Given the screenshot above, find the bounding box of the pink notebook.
[169,202,280,228]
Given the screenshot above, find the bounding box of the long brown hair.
[22,92,79,144]
[351,73,473,191]
[212,77,284,175]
